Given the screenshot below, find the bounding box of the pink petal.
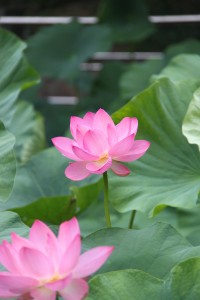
[58,218,80,255]
[116,117,138,141]
[83,112,95,125]
[107,124,117,147]
[70,116,92,141]
[0,289,16,298]
[11,233,34,251]
[83,130,108,156]
[45,275,72,291]
[111,162,130,176]
[19,247,54,278]
[70,116,85,140]
[73,246,114,278]
[86,157,112,174]
[0,241,21,274]
[130,118,138,133]
[65,162,90,181]
[29,220,58,266]
[115,140,150,162]
[52,137,80,161]
[59,235,81,275]
[30,287,56,300]
[93,108,115,134]
[72,146,99,161]
[75,127,84,148]
[0,273,38,295]
[109,134,135,157]
[59,279,88,300]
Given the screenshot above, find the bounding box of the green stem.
[129,210,136,229]
[56,295,59,300]
[103,172,112,227]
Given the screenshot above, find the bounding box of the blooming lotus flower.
[0,218,114,300]
[52,108,150,181]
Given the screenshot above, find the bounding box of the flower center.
[98,153,109,162]
[40,273,62,286]
[48,274,61,283]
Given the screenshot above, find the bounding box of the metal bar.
[0,16,96,24]
[81,52,163,70]
[149,15,200,23]
[1,15,200,25]
[47,96,78,105]
[93,52,163,60]
[80,62,103,71]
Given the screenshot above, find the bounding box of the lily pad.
[110,78,200,216]
[82,223,200,279]
[182,87,200,151]
[0,122,16,202]
[0,147,102,224]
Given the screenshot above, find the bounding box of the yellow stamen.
[48,274,60,283]
[98,153,109,163]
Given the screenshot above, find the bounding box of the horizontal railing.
[2,14,198,104]
[1,15,200,24]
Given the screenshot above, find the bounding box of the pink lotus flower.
[0,218,114,300]
[52,109,150,181]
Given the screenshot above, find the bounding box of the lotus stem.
[129,210,136,229]
[103,171,112,228]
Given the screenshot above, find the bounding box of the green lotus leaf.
[98,0,155,43]
[82,223,200,279]
[0,122,16,202]
[153,54,200,82]
[163,257,200,300]
[87,269,162,300]
[26,22,112,79]
[87,258,200,300]
[110,78,200,216]
[0,147,102,224]
[0,28,39,128]
[0,28,42,163]
[182,87,200,151]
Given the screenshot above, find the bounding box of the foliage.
[0,122,16,202]
[0,28,42,202]
[1,18,200,300]
[111,78,200,216]
[98,0,155,42]
[182,87,200,151]
[26,22,112,80]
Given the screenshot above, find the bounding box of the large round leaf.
[88,258,200,300]
[0,29,39,128]
[9,101,46,163]
[0,211,28,243]
[110,79,200,216]
[98,0,155,43]
[120,59,165,101]
[87,269,162,300]
[182,87,200,151]
[82,223,200,279]
[0,147,102,224]
[164,258,200,300]
[166,39,200,59]
[26,22,112,79]
[109,78,200,216]
[119,43,200,102]
[0,28,42,162]
[153,54,200,82]
[0,28,41,200]
[0,122,16,202]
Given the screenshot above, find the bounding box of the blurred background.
[1,0,200,141]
